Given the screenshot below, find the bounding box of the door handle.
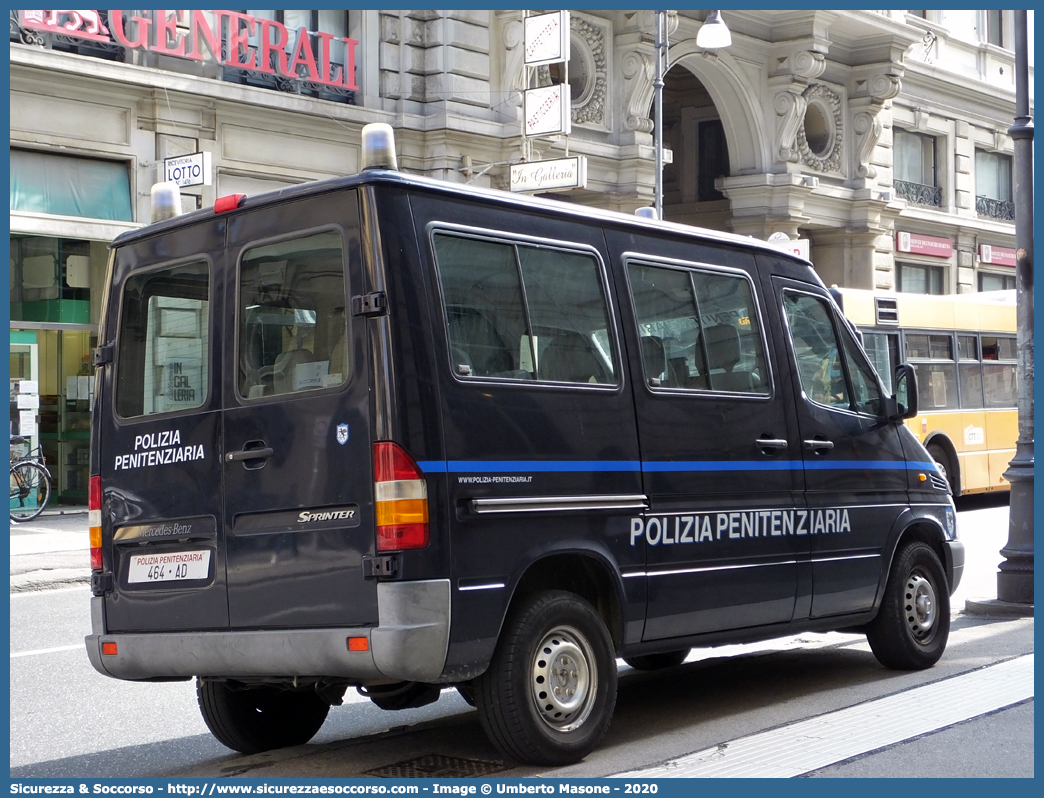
[803,438,834,451]
[755,438,789,451]
[226,446,274,462]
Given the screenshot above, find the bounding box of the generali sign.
[19,10,359,90]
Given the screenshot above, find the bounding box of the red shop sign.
[19,10,359,90]
[978,244,1016,267]
[896,231,952,258]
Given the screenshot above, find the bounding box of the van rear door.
[102,221,228,632]
[221,191,377,629]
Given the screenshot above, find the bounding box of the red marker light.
[214,194,246,213]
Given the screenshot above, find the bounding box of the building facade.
[8,9,1031,502]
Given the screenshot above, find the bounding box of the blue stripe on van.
[416,460,642,473]
[415,460,938,474]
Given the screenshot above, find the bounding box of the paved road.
[9,494,1033,779]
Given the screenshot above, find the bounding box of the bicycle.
[10,436,53,522]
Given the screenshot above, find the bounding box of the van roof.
[113,169,811,266]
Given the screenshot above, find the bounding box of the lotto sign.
[164,152,212,187]
[524,84,571,137]
[524,11,570,66]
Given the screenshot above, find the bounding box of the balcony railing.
[894,179,942,207]
[976,195,1015,221]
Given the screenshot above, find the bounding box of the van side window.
[237,231,349,399]
[115,260,210,418]
[784,292,882,414]
[784,293,851,409]
[433,233,616,385]
[627,261,768,394]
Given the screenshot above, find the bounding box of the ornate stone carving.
[867,72,901,100]
[791,50,827,80]
[621,50,654,132]
[570,14,607,128]
[774,90,807,163]
[853,109,883,178]
[798,83,843,173]
[501,17,525,109]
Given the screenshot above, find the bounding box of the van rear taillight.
[373,442,429,551]
[89,475,102,571]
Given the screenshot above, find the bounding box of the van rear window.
[115,260,210,418]
[433,233,616,385]
[237,231,349,399]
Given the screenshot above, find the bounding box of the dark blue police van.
[86,124,963,766]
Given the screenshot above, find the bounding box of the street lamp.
[653,10,731,220]
[997,9,1034,608]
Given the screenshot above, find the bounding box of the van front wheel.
[866,542,950,670]
[197,679,330,754]
[474,591,617,765]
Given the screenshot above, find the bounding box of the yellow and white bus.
[836,288,1017,496]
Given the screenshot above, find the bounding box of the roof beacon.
[635,207,659,220]
[150,181,182,223]
[361,123,398,172]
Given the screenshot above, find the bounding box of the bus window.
[906,332,957,410]
[982,335,1017,407]
[861,331,898,394]
[958,334,984,409]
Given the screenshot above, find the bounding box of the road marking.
[11,644,83,658]
[611,653,1034,778]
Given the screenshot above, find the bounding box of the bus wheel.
[197,679,330,754]
[927,443,955,494]
[474,590,617,765]
[623,650,689,670]
[866,542,950,670]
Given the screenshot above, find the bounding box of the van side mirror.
[893,364,918,420]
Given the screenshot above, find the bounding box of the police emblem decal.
[336,424,349,445]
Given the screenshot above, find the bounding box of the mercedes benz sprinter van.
[86,124,963,766]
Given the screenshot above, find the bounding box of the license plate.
[127,550,211,583]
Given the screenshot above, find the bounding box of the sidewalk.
[9,504,90,592]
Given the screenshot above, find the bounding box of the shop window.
[10,149,133,222]
[893,129,940,207]
[897,262,945,295]
[975,150,1014,221]
[10,236,95,323]
[979,271,1016,292]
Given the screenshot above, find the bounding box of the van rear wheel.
[473,590,617,765]
[197,679,330,754]
[866,542,950,670]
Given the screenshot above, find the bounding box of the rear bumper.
[86,579,451,683]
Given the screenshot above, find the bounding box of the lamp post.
[997,9,1034,608]
[653,11,731,220]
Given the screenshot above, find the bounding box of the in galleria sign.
[19,10,359,90]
